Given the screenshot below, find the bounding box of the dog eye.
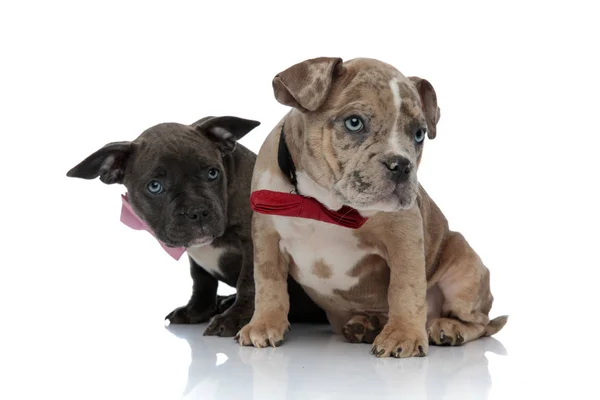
[414,128,426,143]
[344,116,364,133]
[146,180,163,194]
[208,168,220,181]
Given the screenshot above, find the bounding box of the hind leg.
[428,317,485,346]
[342,315,386,344]
[427,231,504,346]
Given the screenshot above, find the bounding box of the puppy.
[237,58,507,356]
[67,116,326,336]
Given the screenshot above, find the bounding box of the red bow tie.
[250,190,368,229]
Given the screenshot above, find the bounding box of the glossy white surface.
[1,289,596,400]
[170,324,508,400]
[170,324,504,400]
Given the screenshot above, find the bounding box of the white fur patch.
[387,77,409,157]
[256,169,294,192]
[186,244,226,276]
[274,215,369,297]
[296,171,345,211]
[389,78,402,108]
[256,170,374,297]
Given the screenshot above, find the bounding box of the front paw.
[203,307,252,337]
[165,303,216,324]
[372,322,428,358]
[235,315,289,348]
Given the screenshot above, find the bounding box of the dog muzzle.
[120,193,186,260]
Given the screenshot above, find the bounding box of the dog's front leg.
[236,214,290,347]
[204,240,255,337]
[372,214,429,358]
[165,258,219,324]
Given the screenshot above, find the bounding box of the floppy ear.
[272,57,345,112]
[66,141,133,184]
[409,76,441,139]
[191,116,261,154]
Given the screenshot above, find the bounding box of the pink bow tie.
[120,194,186,260]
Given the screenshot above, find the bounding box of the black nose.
[383,156,411,182]
[184,209,210,221]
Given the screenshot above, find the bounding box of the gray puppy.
[67,116,326,336]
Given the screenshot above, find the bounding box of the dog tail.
[483,315,508,336]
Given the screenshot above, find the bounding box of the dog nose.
[184,209,210,221]
[383,156,411,182]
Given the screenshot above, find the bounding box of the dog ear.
[192,116,260,154]
[409,76,441,139]
[273,57,345,112]
[66,141,133,184]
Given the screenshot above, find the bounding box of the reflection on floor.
[168,323,507,400]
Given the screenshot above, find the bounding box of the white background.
[1,1,599,399]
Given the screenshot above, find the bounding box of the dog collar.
[249,125,368,230]
[277,124,299,190]
[120,193,186,260]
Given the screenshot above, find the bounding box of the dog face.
[273,57,440,212]
[67,116,260,247]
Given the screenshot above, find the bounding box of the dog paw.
[203,307,252,337]
[371,323,428,358]
[235,316,289,348]
[427,318,466,346]
[216,294,237,314]
[164,304,215,324]
[342,315,382,344]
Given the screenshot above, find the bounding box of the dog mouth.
[160,234,215,249]
[158,218,225,248]
[161,235,215,248]
[186,236,214,248]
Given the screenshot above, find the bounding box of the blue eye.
[414,128,426,143]
[344,116,364,133]
[208,168,219,181]
[146,180,163,194]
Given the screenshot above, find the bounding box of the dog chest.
[273,216,375,297]
[186,244,225,277]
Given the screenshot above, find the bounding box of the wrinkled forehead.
[325,59,423,119]
[131,124,221,172]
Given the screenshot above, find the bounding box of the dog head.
[67,116,260,247]
[273,57,440,212]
